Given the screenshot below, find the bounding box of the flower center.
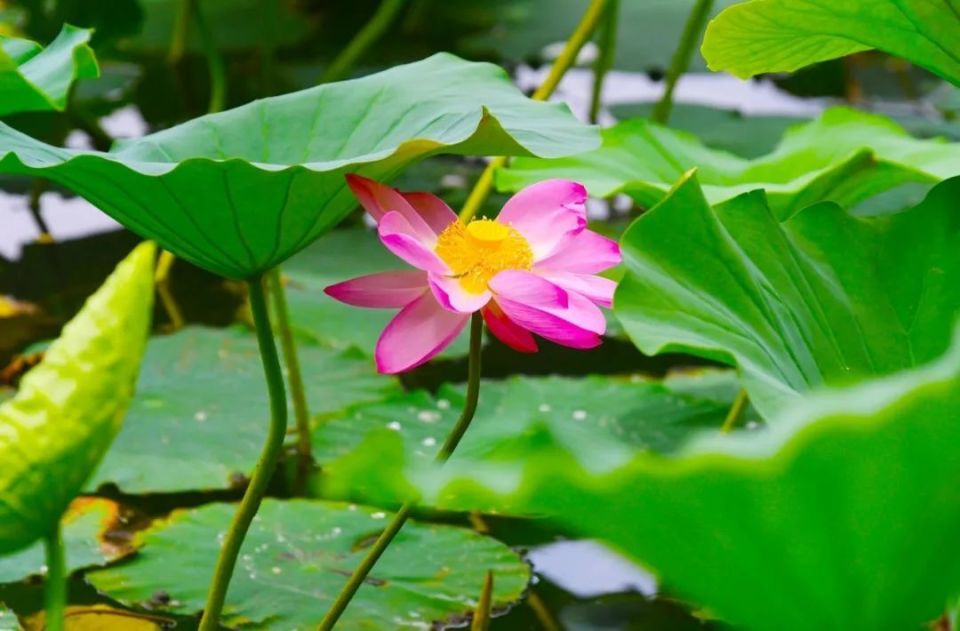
[435,218,533,294]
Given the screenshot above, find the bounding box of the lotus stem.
[43,524,66,631]
[721,388,749,433]
[155,250,185,331]
[589,0,619,123]
[198,274,288,631]
[192,0,227,113]
[471,571,494,631]
[459,0,610,223]
[267,268,312,495]
[651,0,715,124]
[321,0,409,83]
[317,313,484,630]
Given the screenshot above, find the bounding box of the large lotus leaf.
[702,0,960,86]
[0,25,99,115]
[0,603,15,631]
[87,499,531,629]
[498,107,960,217]
[90,326,400,495]
[614,172,960,418]
[282,227,470,357]
[405,331,960,631]
[0,243,154,555]
[0,53,598,279]
[313,370,752,511]
[0,499,127,584]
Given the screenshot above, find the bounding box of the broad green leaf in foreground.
[614,172,960,418]
[702,0,960,87]
[0,603,15,631]
[498,107,960,217]
[88,499,531,629]
[313,371,750,511]
[282,227,470,357]
[0,53,598,279]
[409,332,960,631]
[0,25,99,116]
[0,499,127,584]
[90,326,400,494]
[0,243,154,555]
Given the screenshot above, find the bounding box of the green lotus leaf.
[0,24,99,116]
[90,326,400,495]
[701,0,960,86]
[312,370,752,511]
[87,499,531,629]
[615,171,960,418]
[407,330,960,631]
[498,107,960,217]
[0,603,15,631]
[0,53,599,279]
[0,499,127,584]
[0,243,154,555]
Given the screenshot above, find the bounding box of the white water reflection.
[529,540,657,598]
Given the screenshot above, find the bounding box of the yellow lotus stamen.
[435,219,533,294]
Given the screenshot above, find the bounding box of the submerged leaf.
[409,332,960,631]
[313,371,750,510]
[614,172,960,418]
[0,499,128,584]
[498,107,960,217]
[90,327,400,494]
[702,0,960,86]
[0,243,154,555]
[0,25,99,115]
[87,499,531,629]
[0,54,598,279]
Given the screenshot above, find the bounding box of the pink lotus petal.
[488,270,569,310]
[497,180,588,260]
[490,271,606,348]
[324,270,428,308]
[428,273,492,314]
[346,174,436,243]
[482,303,537,353]
[536,229,621,274]
[538,271,617,308]
[492,296,602,349]
[375,291,469,374]
[403,192,458,235]
[378,211,449,274]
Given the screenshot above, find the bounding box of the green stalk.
[321,0,409,83]
[459,0,609,223]
[318,313,484,630]
[198,274,288,631]
[721,388,748,433]
[267,268,312,495]
[43,525,66,631]
[651,0,715,125]
[192,0,227,113]
[589,0,619,123]
[471,571,494,631]
[168,0,192,63]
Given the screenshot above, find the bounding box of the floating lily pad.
[0,25,99,115]
[702,0,960,86]
[0,54,598,279]
[498,107,960,217]
[313,371,751,510]
[615,172,960,418]
[0,499,127,584]
[282,228,470,358]
[409,331,960,631]
[90,326,401,494]
[87,499,531,629]
[0,243,154,555]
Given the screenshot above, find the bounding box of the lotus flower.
[325,175,622,373]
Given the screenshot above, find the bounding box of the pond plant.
[3,0,960,630]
